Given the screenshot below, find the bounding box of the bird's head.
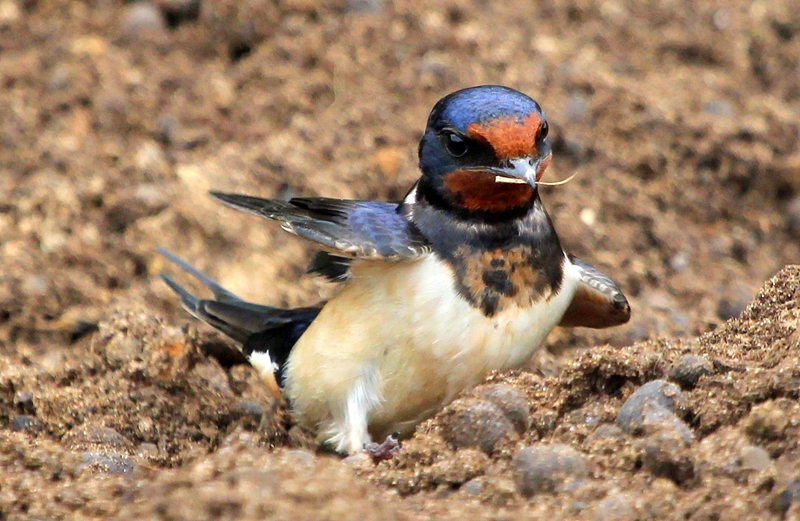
[417,85,552,218]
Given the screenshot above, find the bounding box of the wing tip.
[159,272,200,312]
[613,293,632,324]
[208,190,229,202]
[209,191,298,221]
[561,254,632,328]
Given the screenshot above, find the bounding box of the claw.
[364,432,401,462]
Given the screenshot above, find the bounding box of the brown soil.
[1,1,800,519]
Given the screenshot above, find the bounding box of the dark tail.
[157,248,319,384]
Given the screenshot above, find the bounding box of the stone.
[670,354,714,389]
[472,384,530,434]
[441,398,516,454]
[512,444,587,497]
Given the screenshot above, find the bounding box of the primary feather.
[210,192,431,261]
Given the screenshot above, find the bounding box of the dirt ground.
[1,0,800,519]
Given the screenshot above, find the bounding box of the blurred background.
[1,0,799,361]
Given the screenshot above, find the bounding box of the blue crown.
[429,85,543,132]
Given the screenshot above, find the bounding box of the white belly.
[283,253,579,453]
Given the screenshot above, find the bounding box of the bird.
[159,85,631,457]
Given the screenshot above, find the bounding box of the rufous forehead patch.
[466,113,542,160]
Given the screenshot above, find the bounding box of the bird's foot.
[364,432,401,462]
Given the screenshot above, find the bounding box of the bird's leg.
[337,367,384,454]
[364,432,401,462]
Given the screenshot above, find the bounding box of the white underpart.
[406,253,581,377]
[248,350,279,375]
[323,364,383,453]
[284,253,581,455]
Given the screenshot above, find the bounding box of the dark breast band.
[409,195,564,317]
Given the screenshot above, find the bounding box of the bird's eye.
[539,121,549,139]
[444,133,468,157]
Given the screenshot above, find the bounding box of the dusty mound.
[2,267,799,519]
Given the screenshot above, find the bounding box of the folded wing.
[210,192,431,262]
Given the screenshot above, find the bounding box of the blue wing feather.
[211,192,431,262]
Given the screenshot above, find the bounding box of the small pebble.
[122,1,167,38]
[345,0,384,14]
[571,501,587,514]
[442,398,516,454]
[463,478,484,496]
[283,449,316,466]
[134,141,170,178]
[21,275,47,297]
[745,401,788,440]
[102,335,145,366]
[739,445,771,472]
[15,390,34,406]
[618,381,694,451]
[670,252,689,272]
[472,384,530,434]
[642,429,696,485]
[342,452,372,468]
[770,480,800,517]
[702,99,734,118]
[47,65,71,91]
[12,415,43,432]
[711,8,731,31]
[137,442,159,459]
[564,92,590,123]
[590,492,636,521]
[670,354,714,389]
[218,429,258,450]
[78,451,137,475]
[616,380,686,434]
[512,443,587,497]
[64,424,132,452]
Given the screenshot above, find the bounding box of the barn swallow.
[159,85,630,457]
